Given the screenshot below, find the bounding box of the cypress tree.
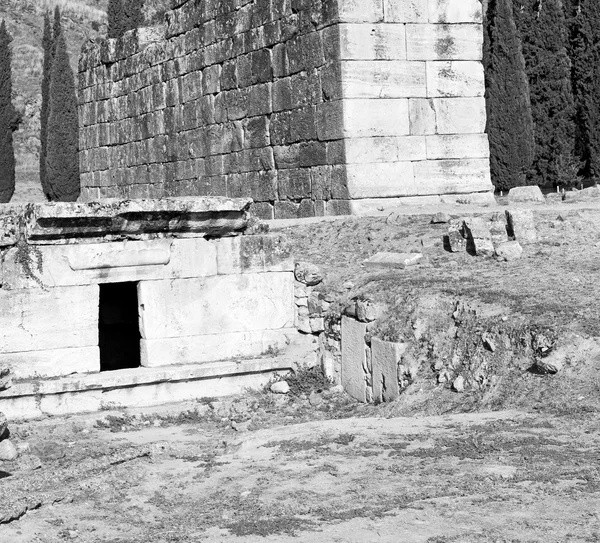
[40,12,54,198]
[569,0,600,179]
[124,0,144,32]
[484,0,535,191]
[0,22,19,203]
[514,0,579,187]
[45,30,80,201]
[52,5,61,52]
[107,0,125,39]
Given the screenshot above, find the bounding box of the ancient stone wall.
[78,0,494,218]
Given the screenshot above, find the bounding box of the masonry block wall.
[78,0,494,218]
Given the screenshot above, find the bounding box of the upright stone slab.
[341,316,368,402]
[371,338,406,403]
[506,209,537,244]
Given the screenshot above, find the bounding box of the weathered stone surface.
[294,262,323,286]
[355,300,382,323]
[508,186,545,204]
[341,316,368,403]
[0,210,20,247]
[0,286,99,353]
[363,252,423,269]
[0,347,100,379]
[138,273,294,339]
[463,217,494,257]
[452,375,465,392]
[0,367,10,391]
[536,357,563,374]
[495,241,523,262]
[215,235,293,275]
[1,238,218,289]
[0,439,17,461]
[372,338,406,402]
[140,329,305,368]
[431,212,451,224]
[271,381,290,394]
[447,220,467,252]
[506,209,537,244]
[0,412,7,438]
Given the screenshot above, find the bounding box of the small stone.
[342,281,354,290]
[0,412,7,439]
[431,212,451,224]
[270,381,290,394]
[0,367,11,391]
[363,252,423,270]
[295,297,308,307]
[452,375,465,393]
[0,439,18,461]
[508,186,545,203]
[495,241,523,262]
[297,316,312,334]
[329,384,344,395]
[308,391,323,407]
[355,299,382,323]
[482,333,496,352]
[536,357,563,374]
[17,454,42,472]
[294,262,323,286]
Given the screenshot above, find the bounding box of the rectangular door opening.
[99,282,141,372]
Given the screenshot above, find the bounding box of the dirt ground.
[4,198,600,542]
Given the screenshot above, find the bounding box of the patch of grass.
[286,365,334,397]
[265,433,355,454]
[225,516,314,537]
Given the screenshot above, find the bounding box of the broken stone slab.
[363,252,423,269]
[0,367,11,391]
[355,299,383,323]
[508,186,545,203]
[489,212,509,246]
[371,338,406,403]
[341,316,368,403]
[431,212,451,224]
[14,197,252,243]
[270,381,290,394]
[506,209,537,244]
[495,241,523,262]
[536,356,563,374]
[0,439,17,461]
[447,219,467,252]
[294,262,323,286]
[463,217,494,256]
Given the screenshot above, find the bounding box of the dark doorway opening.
[99,282,141,372]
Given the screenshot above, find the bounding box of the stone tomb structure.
[0,198,312,419]
[78,0,494,219]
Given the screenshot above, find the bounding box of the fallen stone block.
[495,241,523,262]
[341,316,368,403]
[0,412,6,438]
[355,299,382,322]
[447,219,467,252]
[371,338,406,403]
[431,212,451,224]
[463,217,494,256]
[506,209,537,244]
[363,252,423,269]
[489,212,509,246]
[507,185,545,203]
[536,357,563,374]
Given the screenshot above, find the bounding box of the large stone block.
[346,162,416,198]
[406,24,483,61]
[425,134,490,160]
[372,337,406,402]
[0,346,100,379]
[0,285,99,353]
[426,61,484,98]
[138,272,295,339]
[337,0,385,22]
[214,234,294,275]
[341,60,427,99]
[344,136,426,163]
[141,329,304,367]
[1,238,218,289]
[431,97,487,134]
[413,158,493,194]
[338,23,407,60]
[384,0,428,22]
[428,0,483,23]
[341,316,368,403]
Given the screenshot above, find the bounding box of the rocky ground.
[3,195,600,541]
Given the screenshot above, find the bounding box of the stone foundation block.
[214,235,293,275]
[341,316,368,402]
[372,338,406,402]
[0,346,100,379]
[506,209,537,244]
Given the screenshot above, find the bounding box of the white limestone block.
[138,272,295,339]
[341,316,368,402]
[426,61,485,98]
[428,0,483,23]
[372,338,406,402]
[432,97,487,134]
[140,329,308,367]
[413,158,493,194]
[0,347,100,379]
[344,136,426,163]
[214,235,293,275]
[346,195,444,215]
[346,162,417,198]
[384,0,428,22]
[0,285,99,353]
[339,23,407,60]
[409,99,437,135]
[406,24,483,61]
[337,0,384,22]
[1,237,218,289]
[319,99,410,139]
[341,60,427,99]
[426,134,490,159]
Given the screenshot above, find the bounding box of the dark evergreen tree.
[484,0,535,191]
[45,30,80,201]
[40,11,54,198]
[107,0,126,39]
[0,22,20,203]
[569,0,600,179]
[514,0,579,187]
[52,5,62,52]
[123,0,144,32]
